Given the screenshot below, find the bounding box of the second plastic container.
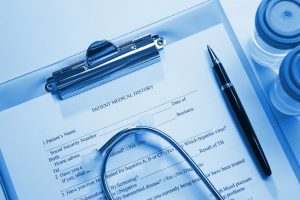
[270,45,300,115]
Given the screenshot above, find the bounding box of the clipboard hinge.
[45,34,166,99]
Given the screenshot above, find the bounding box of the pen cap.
[256,0,300,49]
[279,45,300,101]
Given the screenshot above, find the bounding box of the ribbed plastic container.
[270,45,300,115]
[249,0,300,71]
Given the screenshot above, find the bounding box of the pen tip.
[206,45,219,63]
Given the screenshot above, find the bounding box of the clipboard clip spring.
[45,34,166,99]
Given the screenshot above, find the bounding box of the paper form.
[0,24,289,200]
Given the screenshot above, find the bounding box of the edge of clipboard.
[0,150,18,200]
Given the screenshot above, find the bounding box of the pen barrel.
[223,86,272,176]
[213,63,231,86]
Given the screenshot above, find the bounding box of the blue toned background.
[0,0,299,199]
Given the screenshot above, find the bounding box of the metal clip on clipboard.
[45,34,166,99]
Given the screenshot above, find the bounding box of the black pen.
[207,46,272,176]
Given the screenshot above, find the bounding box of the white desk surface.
[0,0,299,198]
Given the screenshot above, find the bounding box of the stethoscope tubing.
[99,126,224,200]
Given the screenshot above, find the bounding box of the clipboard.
[0,0,225,110]
[0,0,299,199]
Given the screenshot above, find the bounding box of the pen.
[207,46,272,176]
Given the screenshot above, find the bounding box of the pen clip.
[45,34,166,100]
